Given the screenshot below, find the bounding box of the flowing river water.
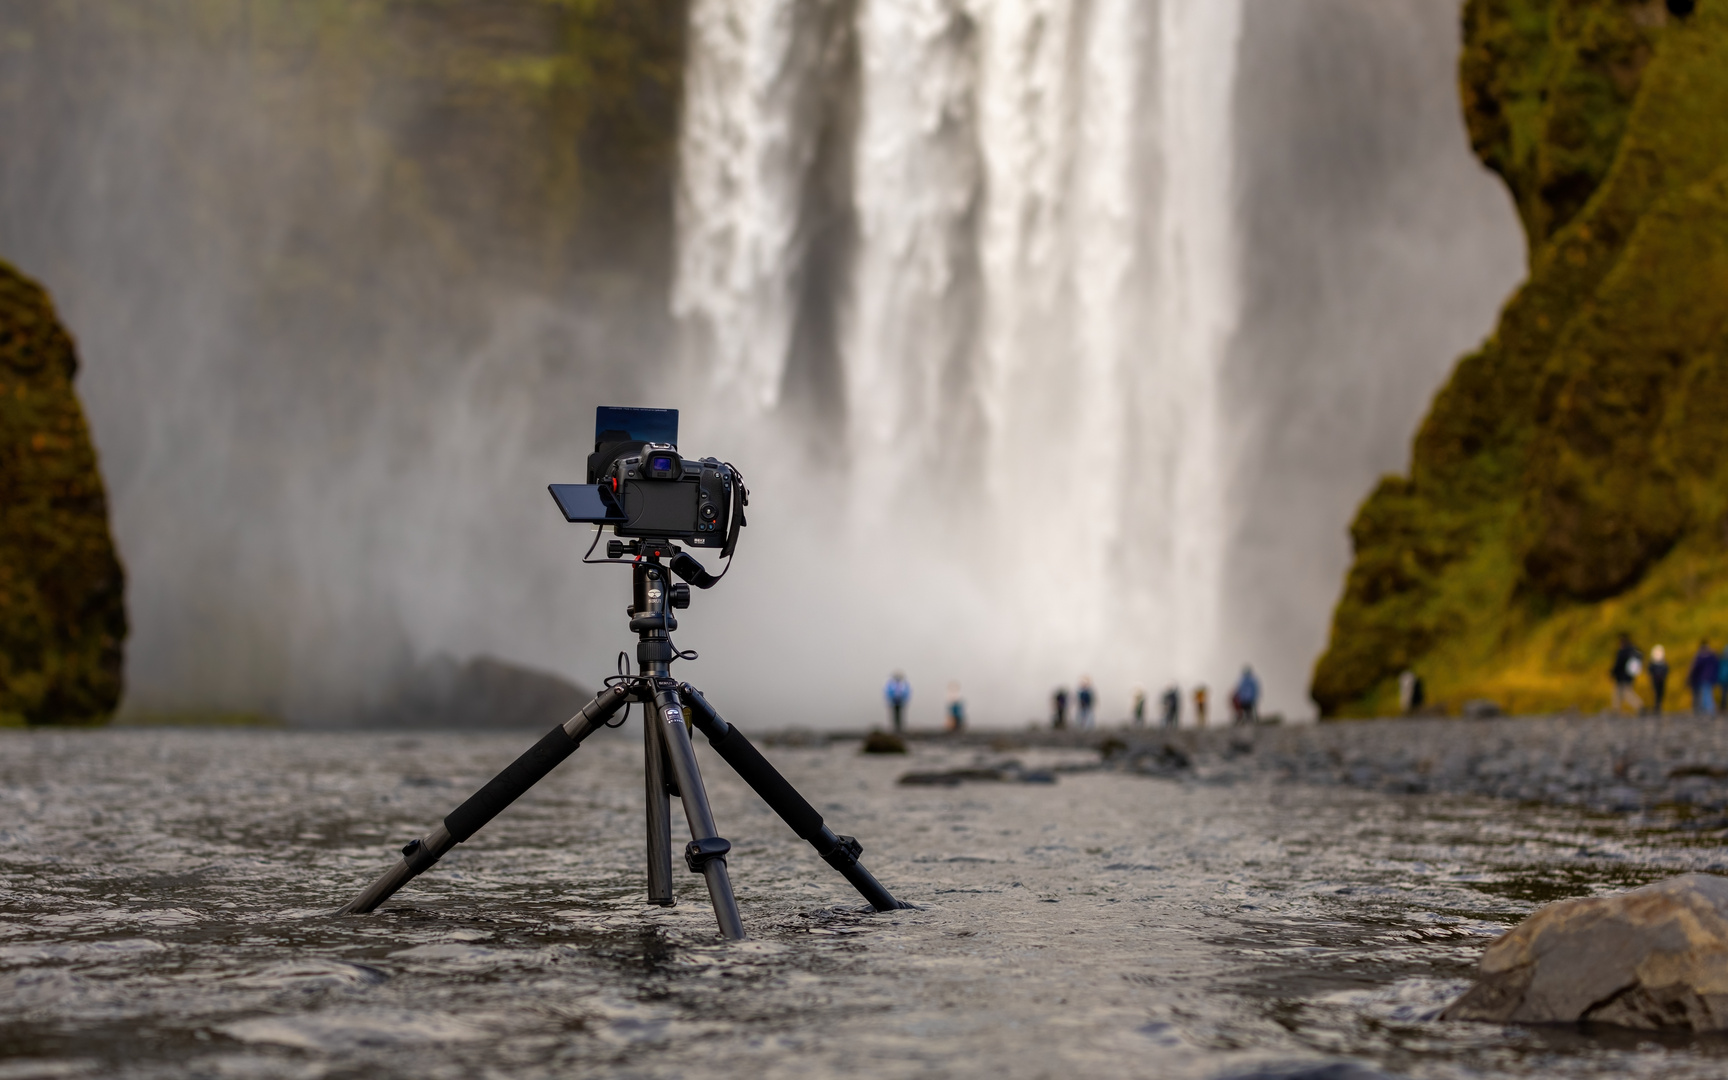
[3,726,1727,1079]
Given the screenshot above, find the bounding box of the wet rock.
[1444,873,1728,1030]
[1461,699,1504,719]
[1220,1065,1395,1080]
[0,260,126,725]
[1125,743,1191,777]
[862,731,908,754]
[897,762,1055,787]
[898,768,1006,787]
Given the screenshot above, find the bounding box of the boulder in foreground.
[1444,873,1728,1030]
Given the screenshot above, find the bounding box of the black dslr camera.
[550,407,746,553]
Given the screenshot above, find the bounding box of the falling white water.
[676,0,1244,717]
[1,0,1523,728]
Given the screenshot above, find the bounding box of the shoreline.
[803,714,1728,820]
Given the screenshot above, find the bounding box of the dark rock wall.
[0,260,125,724]
[1314,0,1728,716]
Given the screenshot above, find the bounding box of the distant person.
[1194,685,1209,728]
[1689,640,1718,715]
[1160,685,1180,728]
[1132,687,1147,727]
[1398,669,1418,714]
[1648,644,1669,715]
[1718,645,1728,714]
[945,681,965,733]
[1052,687,1069,730]
[1076,677,1096,731]
[1410,673,1426,713]
[884,672,911,733]
[1232,666,1260,725]
[1610,633,1643,715]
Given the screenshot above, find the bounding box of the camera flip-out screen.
[549,483,625,523]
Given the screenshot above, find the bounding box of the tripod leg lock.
[821,833,863,861]
[684,836,731,873]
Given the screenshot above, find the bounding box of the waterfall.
[676,0,1245,715]
[2,0,1522,726]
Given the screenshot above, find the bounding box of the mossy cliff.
[1313,0,1728,717]
[0,261,126,725]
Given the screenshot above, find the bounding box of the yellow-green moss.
[1314,0,1728,717]
[0,260,127,725]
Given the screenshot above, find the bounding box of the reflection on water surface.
[1,728,1725,1079]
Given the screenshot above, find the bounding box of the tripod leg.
[340,684,632,915]
[644,701,675,906]
[679,683,909,911]
[651,682,745,939]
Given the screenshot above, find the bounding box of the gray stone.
[1444,874,1728,1030]
[363,654,591,730]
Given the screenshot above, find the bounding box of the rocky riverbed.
[879,714,1728,828]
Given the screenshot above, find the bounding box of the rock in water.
[1444,874,1728,1030]
[0,260,126,725]
[862,731,908,755]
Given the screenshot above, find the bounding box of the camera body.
[550,407,745,553]
[599,444,737,547]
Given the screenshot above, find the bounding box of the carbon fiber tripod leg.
[340,684,631,915]
[679,683,909,911]
[644,695,675,906]
[652,681,745,939]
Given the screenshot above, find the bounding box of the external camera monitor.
[594,406,678,450]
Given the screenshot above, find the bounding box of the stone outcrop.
[361,654,592,730]
[1445,874,1728,1030]
[1314,1,1728,716]
[0,260,126,724]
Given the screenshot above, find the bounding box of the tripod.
[341,538,907,937]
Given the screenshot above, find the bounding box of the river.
[2,727,1724,1079]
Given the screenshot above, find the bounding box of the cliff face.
[1313,0,1728,716]
[0,261,126,725]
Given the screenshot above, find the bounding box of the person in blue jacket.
[884,672,911,732]
[1232,666,1260,724]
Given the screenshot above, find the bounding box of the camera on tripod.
[549,406,746,554]
[341,404,905,935]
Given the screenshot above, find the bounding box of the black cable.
[602,651,644,727]
[581,524,635,567]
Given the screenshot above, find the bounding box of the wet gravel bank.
[849,715,1728,821]
[1143,715,1728,820]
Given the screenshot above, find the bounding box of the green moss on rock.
[0,260,126,725]
[1314,0,1728,717]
